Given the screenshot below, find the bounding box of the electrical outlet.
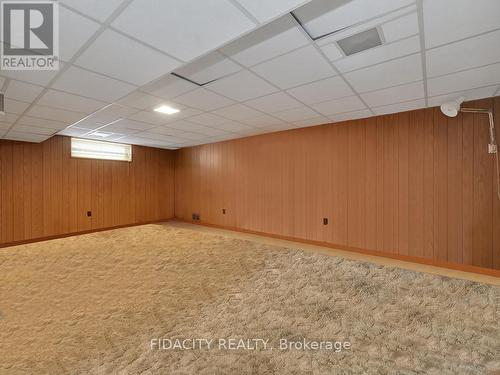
[87,211,92,217]
[323,218,328,225]
[488,143,497,154]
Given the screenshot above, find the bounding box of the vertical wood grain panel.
[447,115,463,264]
[408,110,424,258]
[472,100,493,268]
[434,109,448,261]
[174,99,500,271]
[1,144,14,243]
[383,114,399,253]
[493,97,500,269]
[23,145,32,240]
[364,118,377,250]
[12,142,24,241]
[462,112,474,265]
[0,136,175,246]
[398,112,409,255]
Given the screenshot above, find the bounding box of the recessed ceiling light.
[90,131,113,138]
[154,105,180,115]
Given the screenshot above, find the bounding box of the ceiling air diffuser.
[337,28,382,56]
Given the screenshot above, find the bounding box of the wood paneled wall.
[175,97,500,270]
[0,135,174,245]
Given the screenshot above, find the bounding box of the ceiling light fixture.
[154,105,180,115]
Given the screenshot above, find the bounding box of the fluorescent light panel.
[154,105,180,115]
[71,138,132,162]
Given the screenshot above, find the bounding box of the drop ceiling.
[1,0,500,149]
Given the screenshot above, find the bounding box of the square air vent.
[0,93,4,115]
[337,28,382,56]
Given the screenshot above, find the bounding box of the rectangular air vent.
[337,28,382,56]
[0,93,4,115]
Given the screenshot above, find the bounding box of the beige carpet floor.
[0,224,499,374]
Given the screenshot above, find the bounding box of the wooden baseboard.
[0,218,175,249]
[175,218,500,278]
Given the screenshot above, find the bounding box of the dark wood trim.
[0,218,174,249]
[175,218,500,278]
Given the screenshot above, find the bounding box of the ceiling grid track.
[2,0,138,139]
[416,0,429,107]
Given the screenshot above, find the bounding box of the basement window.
[71,138,132,162]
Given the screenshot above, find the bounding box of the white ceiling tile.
[4,131,50,143]
[286,76,354,105]
[0,68,61,87]
[189,125,229,137]
[334,35,421,73]
[361,81,424,107]
[57,126,90,137]
[70,104,138,129]
[85,132,126,141]
[18,116,69,130]
[26,105,84,123]
[37,89,107,113]
[141,74,197,99]
[205,70,278,101]
[52,66,136,102]
[427,63,500,97]
[311,95,366,116]
[60,7,101,62]
[344,53,422,93]
[294,0,415,39]
[320,43,344,61]
[4,98,30,115]
[222,14,310,67]
[251,45,335,89]
[372,99,425,115]
[253,122,296,133]
[245,92,302,113]
[0,113,19,124]
[381,12,419,42]
[76,30,181,86]
[235,0,308,23]
[293,116,330,127]
[5,80,44,102]
[274,106,319,122]
[174,51,241,84]
[174,88,235,111]
[240,114,284,127]
[118,91,182,111]
[211,120,252,133]
[167,120,217,133]
[101,119,155,134]
[316,4,417,46]
[328,109,372,123]
[96,103,139,118]
[11,125,56,136]
[0,123,12,135]
[112,0,255,61]
[146,125,192,137]
[427,85,499,108]
[426,30,500,78]
[127,110,175,126]
[189,113,231,127]
[212,104,263,121]
[60,0,125,22]
[423,0,500,48]
[70,116,112,130]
